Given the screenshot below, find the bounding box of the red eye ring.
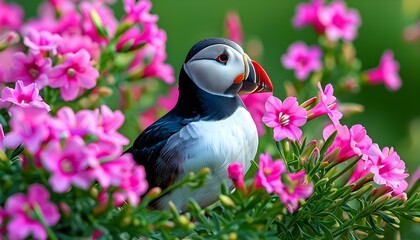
[216,53,229,63]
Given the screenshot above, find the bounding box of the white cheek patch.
[184,50,245,97]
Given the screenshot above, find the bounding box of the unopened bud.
[219,194,236,208]
[0,31,20,51]
[199,167,211,176]
[90,10,108,38]
[0,150,7,161]
[300,97,317,109]
[413,217,420,223]
[338,103,364,117]
[322,148,340,163]
[98,86,113,97]
[120,217,132,227]
[351,183,372,198]
[229,232,238,240]
[145,187,162,199]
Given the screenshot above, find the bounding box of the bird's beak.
[238,54,273,95]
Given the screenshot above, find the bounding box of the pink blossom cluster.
[293,0,361,42]
[1,104,147,206]
[0,0,173,103]
[1,184,60,240]
[228,153,314,213]
[281,42,322,81]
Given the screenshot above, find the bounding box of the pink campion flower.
[255,153,286,194]
[0,48,17,83]
[262,96,307,141]
[323,123,372,163]
[276,170,314,212]
[348,159,371,185]
[4,52,52,88]
[144,48,175,84]
[50,106,97,139]
[4,107,50,154]
[366,51,401,91]
[307,82,342,124]
[368,144,409,195]
[228,162,246,191]
[225,11,243,46]
[122,0,158,24]
[0,81,50,111]
[116,23,157,52]
[95,105,129,147]
[41,137,94,193]
[80,1,118,44]
[241,92,272,136]
[319,1,361,42]
[111,155,148,206]
[0,0,23,30]
[0,124,4,151]
[49,49,99,101]
[4,184,60,240]
[292,0,325,33]
[23,29,62,56]
[281,42,322,81]
[88,141,123,188]
[57,34,100,60]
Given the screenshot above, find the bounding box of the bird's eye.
[216,53,229,64]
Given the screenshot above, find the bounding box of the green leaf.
[320,130,337,157]
[276,221,293,240]
[9,144,24,161]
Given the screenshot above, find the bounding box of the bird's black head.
[180,37,273,98]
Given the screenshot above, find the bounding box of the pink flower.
[4,184,60,240]
[0,1,23,30]
[255,153,286,193]
[143,45,175,84]
[50,106,97,139]
[4,107,50,154]
[0,124,4,151]
[110,154,148,206]
[0,81,50,111]
[5,52,52,88]
[122,0,158,24]
[57,34,100,60]
[49,49,99,101]
[241,92,272,136]
[23,29,62,56]
[307,82,342,124]
[117,23,156,52]
[281,42,322,81]
[323,123,372,163]
[293,0,325,33]
[228,162,245,191]
[0,48,17,83]
[225,11,243,46]
[276,170,314,212]
[319,1,361,42]
[80,2,117,44]
[366,51,401,91]
[368,144,409,195]
[95,105,129,147]
[348,159,370,185]
[41,137,94,193]
[262,96,307,141]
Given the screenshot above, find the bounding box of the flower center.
[17,94,33,104]
[67,68,76,78]
[279,112,290,126]
[264,167,272,177]
[28,68,40,79]
[60,158,75,174]
[296,55,309,67]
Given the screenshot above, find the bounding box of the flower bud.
[219,194,236,208]
[300,97,317,109]
[90,10,108,38]
[98,86,113,97]
[145,187,162,199]
[0,31,20,51]
[338,103,364,117]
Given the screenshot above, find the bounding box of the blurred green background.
[17,0,420,238]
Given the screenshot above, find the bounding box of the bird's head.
[181,38,273,97]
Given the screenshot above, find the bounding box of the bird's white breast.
[156,106,258,211]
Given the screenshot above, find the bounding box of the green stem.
[327,156,361,183]
[33,204,58,240]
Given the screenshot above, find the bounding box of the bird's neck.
[173,69,243,120]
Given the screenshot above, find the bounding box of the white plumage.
[155,106,258,211]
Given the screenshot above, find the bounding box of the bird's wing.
[129,112,196,190]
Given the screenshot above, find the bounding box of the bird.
[126,38,273,211]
